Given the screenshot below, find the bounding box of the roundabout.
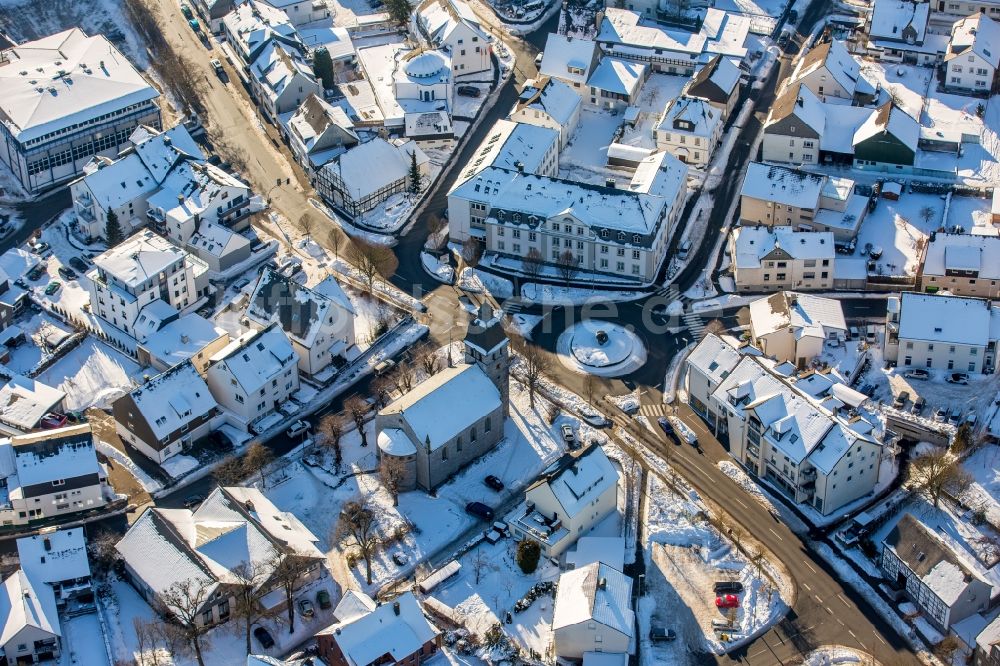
[556,319,648,377]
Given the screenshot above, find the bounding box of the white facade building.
[508,77,582,149]
[412,0,491,75]
[222,0,302,65]
[553,562,634,659]
[0,570,61,663]
[205,324,300,430]
[285,94,360,174]
[729,226,837,292]
[538,33,600,93]
[748,291,848,366]
[0,29,161,193]
[87,230,210,340]
[250,42,322,122]
[653,95,723,167]
[944,14,1000,93]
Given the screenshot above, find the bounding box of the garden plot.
[558,109,625,185]
[946,194,994,232]
[59,612,109,666]
[35,337,142,411]
[861,62,931,119]
[853,192,945,276]
[958,445,1000,529]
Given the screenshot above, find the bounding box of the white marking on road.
[837,593,851,606]
[803,560,817,574]
[875,633,888,646]
[769,528,783,541]
[826,606,835,615]
[734,497,749,509]
[814,595,823,604]
[837,618,845,626]
[801,583,811,592]
[848,630,858,640]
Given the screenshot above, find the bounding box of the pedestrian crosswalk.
[501,299,525,315]
[637,403,666,416]
[682,310,705,339]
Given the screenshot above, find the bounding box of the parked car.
[668,415,698,446]
[560,423,577,447]
[869,246,883,260]
[484,475,504,491]
[716,594,740,609]
[649,625,676,642]
[183,495,204,509]
[456,85,481,97]
[253,627,275,649]
[57,266,76,281]
[910,396,926,415]
[211,58,224,75]
[713,581,744,594]
[39,413,68,429]
[27,264,46,281]
[44,280,61,295]
[374,359,396,376]
[903,369,929,380]
[949,406,962,425]
[286,420,310,438]
[180,3,193,18]
[946,373,969,385]
[892,391,909,409]
[298,599,315,618]
[317,589,332,610]
[30,241,51,256]
[656,417,676,441]
[534,51,544,68]
[465,502,495,521]
[188,18,201,32]
[933,405,949,422]
[69,256,89,273]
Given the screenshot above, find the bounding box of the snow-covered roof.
[741,162,825,209]
[819,104,873,154]
[793,40,874,98]
[512,77,581,128]
[0,373,65,430]
[587,57,645,97]
[333,590,378,624]
[246,268,352,349]
[552,561,634,637]
[656,95,721,138]
[884,513,988,606]
[731,226,835,269]
[377,428,418,456]
[0,570,60,645]
[946,13,1000,68]
[685,332,743,383]
[766,83,825,136]
[317,591,440,665]
[923,233,1000,281]
[131,125,205,183]
[286,94,358,164]
[598,8,749,61]
[380,364,500,450]
[201,486,323,558]
[251,41,315,103]
[853,102,919,151]
[539,34,599,85]
[750,291,847,340]
[454,119,559,185]
[124,362,217,443]
[565,536,626,572]
[16,528,91,585]
[0,28,159,143]
[0,249,40,281]
[976,614,1000,655]
[897,292,992,347]
[312,276,356,316]
[6,425,102,492]
[869,0,929,43]
[414,0,487,47]
[530,445,619,520]
[324,137,428,203]
[688,55,741,100]
[223,0,300,62]
[209,324,298,393]
[92,229,190,289]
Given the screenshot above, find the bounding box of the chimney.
[514,160,524,174]
[598,577,607,590]
[180,334,190,344]
[43,538,51,552]
[796,96,803,107]
[244,500,255,512]
[393,601,401,616]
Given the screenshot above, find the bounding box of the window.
[470,427,477,442]
[485,417,491,432]
[632,250,640,259]
[442,447,448,461]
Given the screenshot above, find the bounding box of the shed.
[881,181,903,200]
[417,560,461,594]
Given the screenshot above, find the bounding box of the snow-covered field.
[853,192,945,276]
[35,337,142,410]
[59,612,110,666]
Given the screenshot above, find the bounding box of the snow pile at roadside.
[458,267,514,298]
[420,252,454,284]
[607,392,640,414]
[507,313,542,339]
[521,282,646,305]
[801,646,867,665]
[161,454,199,479]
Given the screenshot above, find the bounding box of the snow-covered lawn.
[945,193,993,232]
[853,192,945,276]
[556,319,648,377]
[507,313,542,340]
[521,282,646,305]
[35,337,142,410]
[558,109,624,184]
[457,267,514,299]
[963,445,1000,528]
[356,192,415,233]
[60,612,110,666]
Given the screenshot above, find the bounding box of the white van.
[668,416,698,445]
[678,240,692,260]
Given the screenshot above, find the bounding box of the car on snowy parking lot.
[946,373,969,385]
[465,502,495,521]
[903,369,928,380]
[484,475,504,491]
[560,423,577,447]
[716,594,740,609]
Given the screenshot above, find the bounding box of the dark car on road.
[713,581,744,594]
[253,627,274,649]
[69,256,89,273]
[484,475,504,492]
[465,502,495,521]
[57,266,76,281]
[457,85,481,97]
[656,417,675,441]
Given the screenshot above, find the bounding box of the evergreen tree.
[386,0,413,25]
[313,48,335,90]
[407,150,421,194]
[105,210,123,246]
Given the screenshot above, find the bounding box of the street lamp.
[638,573,645,598]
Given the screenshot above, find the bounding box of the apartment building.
[508,77,582,149]
[786,39,878,104]
[921,233,1000,297]
[0,29,161,193]
[729,226,837,292]
[249,42,322,123]
[762,84,825,165]
[412,0,491,75]
[944,14,1000,93]
[653,94,723,167]
[748,291,848,366]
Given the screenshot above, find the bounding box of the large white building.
[508,77,582,150]
[653,94,723,167]
[921,233,1000,298]
[87,230,211,340]
[944,14,1000,93]
[0,425,111,527]
[0,29,161,193]
[205,324,300,431]
[748,291,848,367]
[509,444,619,556]
[553,561,634,659]
[244,269,356,376]
[685,334,884,516]
[884,292,998,373]
[412,0,491,75]
[729,226,838,292]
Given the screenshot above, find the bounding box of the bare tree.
[584,374,596,406]
[133,617,170,666]
[514,335,548,408]
[391,363,416,394]
[371,375,395,409]
[471,547,489,585]
[556,250,579,284]
[379,455,408,507]
[154,578,215,666]
[908,451,971,508]
[522,247,544,282]
[318,413,345,471]
[243,443,274,488]
[345,396,370,447]
[269,554,315,634]
[414,342,440,377]
[702,319,726,340]
[427,214,446,243]
[213,455,245,486]
[461,236,484,269]
[919,206,936,227]
[329,228,343,261]
[229,560,270,655]
[349,240,396,293]
[336,499,380,584]
[299,212,316,239]
[87,529,121,576]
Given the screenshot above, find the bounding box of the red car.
[39,412,68,429]
[716,594,740,609]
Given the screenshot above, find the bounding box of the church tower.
[463,303,510,416]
